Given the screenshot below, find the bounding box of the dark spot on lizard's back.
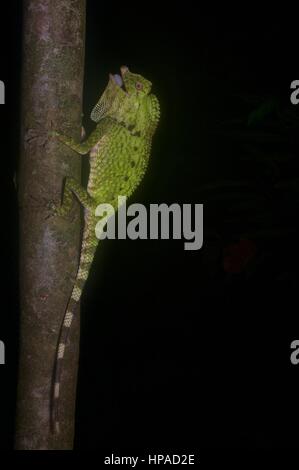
[134,146,138,151]
[128,124,135,131]
[124,176,129,181]
[133,130,141,137]
[130,160,136,167]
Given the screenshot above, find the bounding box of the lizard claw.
[45,200,61,220]
[46,199,75,221]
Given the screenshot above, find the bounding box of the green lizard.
[51,66,160,433]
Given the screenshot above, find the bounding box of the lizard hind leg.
[55,177,95,217]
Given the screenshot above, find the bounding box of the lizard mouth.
[110,66,129,93]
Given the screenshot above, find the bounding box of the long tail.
[51,215,98,433]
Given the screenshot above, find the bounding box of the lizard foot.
[48,130,60,138]
[45,200,60,219]
[46,199,75,221]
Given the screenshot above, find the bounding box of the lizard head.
[90,66,152,123]
[113,66,152,97]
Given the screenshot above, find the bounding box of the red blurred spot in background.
[223,239,257,274]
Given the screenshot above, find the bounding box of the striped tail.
[51,217,98,433]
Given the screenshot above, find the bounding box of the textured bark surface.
[15,0,86,450]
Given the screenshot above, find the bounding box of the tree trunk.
[15,0,86,450]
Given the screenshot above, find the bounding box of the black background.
[0,3,299,453]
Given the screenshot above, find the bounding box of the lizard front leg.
[50,119,112,156]
[50,131,93,155]
[55,177,95,217]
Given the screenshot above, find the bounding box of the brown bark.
[15,0,86,449]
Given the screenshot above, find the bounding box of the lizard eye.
[135,82,143,90]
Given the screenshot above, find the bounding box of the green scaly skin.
[51,66,160,433]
